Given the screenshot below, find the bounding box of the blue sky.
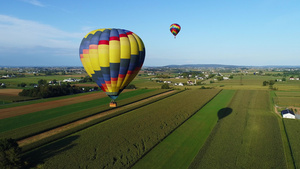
[0,0,300,67]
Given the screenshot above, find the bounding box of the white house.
[281,109,296,119]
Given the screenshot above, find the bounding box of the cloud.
[0,15,83,49]
[0,14,86,66]
[21,0,45,7]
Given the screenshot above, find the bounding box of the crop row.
[22,89,220,169]
[0,89,166,140]
[283,119,300,168]
[133,89,235,169]
[0,90,98,109]
[189,90,287,169]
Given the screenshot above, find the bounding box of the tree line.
[18,79,96,98]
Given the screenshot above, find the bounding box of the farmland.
[133,89,235,169]
[283,119,300,168]
[22,89,220,168]
[1,66,300,168]
[189,90,287,168]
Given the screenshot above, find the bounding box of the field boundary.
[18,90,179,152]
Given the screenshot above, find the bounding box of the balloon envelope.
[79,28,145,100]
[170,23,181,37]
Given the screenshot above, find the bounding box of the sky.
[0,0,300,67]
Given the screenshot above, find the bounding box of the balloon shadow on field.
[217,107,233,121]
[22,135,80,168]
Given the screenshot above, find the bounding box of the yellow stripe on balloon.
[98,44,110,67]
[109,40,120,63]
[82,50,95,75]
[127,34,139,55]
[120,36,130,59]
[89,47,100,71]
[84,28,108,38]
[132,33,145,52]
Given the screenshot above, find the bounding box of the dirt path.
[17,90,175,147]
[0,90,131,119]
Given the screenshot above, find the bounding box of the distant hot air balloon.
[170,23,181,38]
[79,28,145,107]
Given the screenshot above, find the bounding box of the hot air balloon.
[79,28,145,107]
[170,23,181,38]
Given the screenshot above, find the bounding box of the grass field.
[189,90,287,169]
[132,89,235,169]
[22,89,220,169]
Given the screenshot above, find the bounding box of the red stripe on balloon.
[109,36,120,41]
[119,74,126,78]
[89,44,98,49]
[98,40,109,45]
[126,32,133,35]
[119,34,127,37]
[100,86,105,91]
[127,71,133,74]
[105,81,111,84]
[80,54,83,58]
[83,49,89,54]
[111,77,118,81]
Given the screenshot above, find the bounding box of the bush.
[161,83,170,89]
[126,84,136,89]
[0,138,22,169]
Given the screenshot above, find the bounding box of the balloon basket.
[109,101,117,108]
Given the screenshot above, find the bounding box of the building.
[281,109,296,119]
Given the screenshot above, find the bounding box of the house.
[281,109,296,119]
[223,77,229,80]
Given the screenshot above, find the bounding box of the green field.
[273,91,300,107]
[132,89,235,169]
[0,89,170,140]
[189,90,288,168]
[2,68,300,169]
[22,89,220,168]
[283,119,300,168]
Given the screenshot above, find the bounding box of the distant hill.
[154,64,300,69]
[164,64,240,68]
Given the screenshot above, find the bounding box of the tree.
[38,79,47,86]
[0,138,22,169]
[269,80,275,86]
[126,84,136,89]
[161,83,170,89]
[263,81,269,86]
[18,83,26,87]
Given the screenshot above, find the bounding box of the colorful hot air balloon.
[79,28,145,107]
[170,23,181,38]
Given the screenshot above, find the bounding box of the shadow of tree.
[217,107,232,121]
[22,135,80,168]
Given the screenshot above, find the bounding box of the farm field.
[132,89,235,169]
[283,119,300,168]
[273,91,300,108]
[0,89,168,140]
[22,89,220,168]
[189,90,288,169]
[0,88,34,103]
[0,90,109,119]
